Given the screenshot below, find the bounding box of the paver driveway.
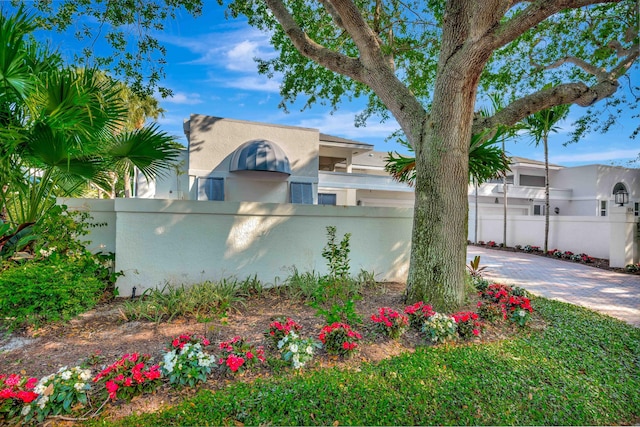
[466,246,640,327]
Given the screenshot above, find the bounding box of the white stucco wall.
[81,198,412,297]
[136,149,189,200]
[470,214,612,258]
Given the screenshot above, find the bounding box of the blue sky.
[39,4,640,167]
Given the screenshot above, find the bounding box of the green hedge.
[0,262,107,330]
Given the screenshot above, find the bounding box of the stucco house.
[135,114,414,207]
[137,114,638,221]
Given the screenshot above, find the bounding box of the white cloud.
[550,148,639,164]
[159,27,275,71]
[162,92,204,105]
[222,76,281,93]
[295,111,400,139]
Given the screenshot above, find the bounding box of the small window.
[634,202,639,217]
[290,182,313,204]
[533,204,545,216]
[197,177,224,201]
[600,200,607,217]
[318,193,337,206]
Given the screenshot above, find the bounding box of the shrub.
[404,301,436,329]
[277,331,321,369]
[522,245,540,253]
[552,250,562,258]
[0,374,38,421]
[479,283,534,326]
[451,311,483,339]
[472,277,490,292]
[161,334,215,387]
[562,251,574,259]
[625,263,640,272]
[505,295,534,327]
[579,253,594,263]
[514,244,522,250]
[370,307,409,339]
[318,323,362,357]
[476,300,504,323]
[422,312,458,343]
[487,241,496,247]
[24,366,92,423]
[265,317,303,347]
[93,353,162,401]
[0,262,107,330]
[218,337,266,374]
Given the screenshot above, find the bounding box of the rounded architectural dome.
[229,139,292,175]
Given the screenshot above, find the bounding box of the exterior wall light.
[614,189,629,206]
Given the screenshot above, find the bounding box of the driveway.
[466,246,640,327]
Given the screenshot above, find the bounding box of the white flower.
[518,310,526,317]
[289,344,299,353]
[79,370,92,381]
[60,370,72,381]
[74,382,85,391]
[305,346,313,355]
[38,395,49,409]
[21,405,31,416]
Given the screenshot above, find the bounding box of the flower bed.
[0,282,538,424]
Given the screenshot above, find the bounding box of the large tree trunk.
[404,69,478,311]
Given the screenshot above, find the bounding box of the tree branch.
[473,78,621,133]
[322,0,394,70]
[490,0,623,50]
[264,0,365,81]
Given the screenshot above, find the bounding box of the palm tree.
[386,126,511,244]
[0,7,181,229]
[385,128,510,187]
[522,104,570,254]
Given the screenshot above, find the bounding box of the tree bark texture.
[403,0,492,310]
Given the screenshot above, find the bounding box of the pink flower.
[246,351,254,359]
[473,329,480,336]
[124,378,133,387]
[4,374,20,387]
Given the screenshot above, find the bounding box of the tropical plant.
[466,256,487,279]
[385,127,511,187]
[0,7,181,231]
[521,104,571,253]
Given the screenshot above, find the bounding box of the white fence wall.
[469,214,611,258]
[62,198,413,297]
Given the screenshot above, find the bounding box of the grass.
[119,276,263,323]
[87,297,640,426]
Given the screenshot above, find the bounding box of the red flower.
[0,388,14,399]
[16,390,38,403]
[106,380,119,400]
[25,377,37,389]
[246,351,254,359]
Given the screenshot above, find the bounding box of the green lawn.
[87,297,640,426]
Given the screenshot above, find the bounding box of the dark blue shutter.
[290,182,313,204]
